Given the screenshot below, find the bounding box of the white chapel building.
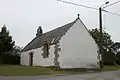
[20,15,100,69]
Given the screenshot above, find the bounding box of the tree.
[111,42,120,51]
[0,25,15,63]
[89,28,113,47]
[89,28,114,65]
[111,42,120,65]
[116,52,120,65]
[2,45,21,64]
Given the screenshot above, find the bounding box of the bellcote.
[36,26,43,37]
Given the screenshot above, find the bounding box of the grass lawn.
[104,65,120,71]
[0,65,120,76]
[0,65,87,76]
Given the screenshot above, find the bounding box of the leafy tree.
[112,42,120,65]
[111,42,120,51]
[116,52,120,65]
[89,28,113,47]
[0,25,15,63]
[89,28,114,65]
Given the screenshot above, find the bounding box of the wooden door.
[29,52,33,66]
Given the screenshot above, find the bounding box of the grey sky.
[0,0,120,47]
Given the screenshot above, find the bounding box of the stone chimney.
[36,26,43,37]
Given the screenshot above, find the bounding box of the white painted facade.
[20,45,55,66]
[21,18,100,69]
[59,19,99,68]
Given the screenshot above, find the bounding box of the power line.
[58,0,120,17]
[103,0,120,8]
[103,10,120,16]
[57,0,98,10]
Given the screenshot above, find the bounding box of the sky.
[0,0,120,47]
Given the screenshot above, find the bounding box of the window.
[43,41,49,58]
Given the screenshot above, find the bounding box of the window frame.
[42,40,50,58]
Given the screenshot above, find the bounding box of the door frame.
[29,52,34,66]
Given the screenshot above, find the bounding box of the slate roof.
[22,18,78,52]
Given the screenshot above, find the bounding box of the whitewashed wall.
[20,51,29,66]
[59,19,100,69]
[20,45,55,66]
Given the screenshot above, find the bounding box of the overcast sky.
[0,0,120,47]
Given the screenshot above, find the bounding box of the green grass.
[104,65,120,71]
[0,65,87,76]
[2,65,120,76]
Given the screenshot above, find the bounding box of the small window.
[43,42,49,58]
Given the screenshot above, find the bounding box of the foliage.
[104,49,116,65]
[2,45,21,64]
[89,29,120,65]
[113,42,120,65]
[89,28,113,47]
[2,52,20,64]
[89,28,114,65]
[0,25,20,64]
[0,25,15,54]
[115,52,120,64]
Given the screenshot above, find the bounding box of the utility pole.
[99,7,104,69]
[99,1,109,69]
